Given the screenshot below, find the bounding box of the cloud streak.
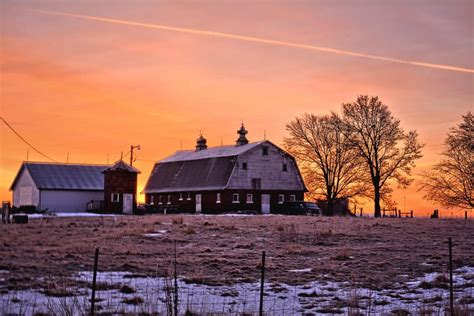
[34,9,474,74]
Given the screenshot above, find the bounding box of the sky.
[1,0,472,216]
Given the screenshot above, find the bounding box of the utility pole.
[130,145,141,166]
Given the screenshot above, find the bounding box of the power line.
[1,117,57,162]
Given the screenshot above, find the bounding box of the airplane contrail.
[35,9,473,74]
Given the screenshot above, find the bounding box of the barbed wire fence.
[1,237,473,315]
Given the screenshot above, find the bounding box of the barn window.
[158,196,163,205]
[278,194,285,204]
[246,194,253,203]
[111,193,120,202]
[282,163,288,172]
[290,195,296,202]
[251,178,261,189]
[216,193,221,203]
[179,193,183,201]
[232,193,240,203]
[150,196,155,205]
[187,192,191,200]
[167,195,171,204]
[242,162,248,170]
[262,146,268,155]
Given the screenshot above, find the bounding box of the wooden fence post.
[448,238,454,315]
[90,248,99,316]
[259,251,266,316]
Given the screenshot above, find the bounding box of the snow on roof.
[159,141,265,163]
[102,160,141,173]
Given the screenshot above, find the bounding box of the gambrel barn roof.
[144,141,306,193]
[10,162,109,191]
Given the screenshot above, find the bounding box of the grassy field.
[1,214,473,294]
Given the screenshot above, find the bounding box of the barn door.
[261,194,270,214]
[195,194,202,213]
[123,194,133,214]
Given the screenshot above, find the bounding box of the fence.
[1,238,472,315]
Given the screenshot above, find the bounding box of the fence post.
[410,210,413,218]
[465,211,468,220]
[259,251,265,316]
[448,238,454,315]
[173,241,178,316]
[90,248,99,316]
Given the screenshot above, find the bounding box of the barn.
[9,162,108,212]
[143,124,307,214]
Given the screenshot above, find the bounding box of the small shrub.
[121,296,144,305]
[119,284,135,294]
[184,226,196,234]
[172,217,184,225]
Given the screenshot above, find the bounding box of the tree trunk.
[326,198,334,216]
[374,189,381,218]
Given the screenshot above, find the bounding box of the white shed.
[10,162,108,212]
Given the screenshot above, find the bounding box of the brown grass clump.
[121,296,144,305]
[184,226,196,234]
[278,223,298,242]
[172,216,184,225]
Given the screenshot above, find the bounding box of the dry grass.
[0,215,473,293]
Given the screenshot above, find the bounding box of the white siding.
[40,190,104,212]
[227,143,305,190]
[12,168,40,207]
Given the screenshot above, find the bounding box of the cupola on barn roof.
[235,123,249,146]
[195,133,208,152]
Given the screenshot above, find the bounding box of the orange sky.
[1,1,472,217]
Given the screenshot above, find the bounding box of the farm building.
[9,160,139,213]
[143,124,307,213]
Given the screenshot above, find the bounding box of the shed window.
[167,195,171,204]
[282,163,288,172]
[232,193,240,203]
[262,146,269,155]
[290,195,296,202]
[187,192,191,200]
[242,162,248,170]
[158,196,163,205]
[246,194,253,203]
[150,196,155,205]
[278,194,285,204]
[216,193,221,204]
[179,193,183,201]
[111,193,120,202]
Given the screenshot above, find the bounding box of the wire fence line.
[1,238,473,315]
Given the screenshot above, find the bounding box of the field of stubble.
[1,215,473,294]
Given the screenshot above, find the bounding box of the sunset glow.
[1,0,472,216]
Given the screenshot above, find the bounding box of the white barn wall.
[12,168,40,207]
[227,143,305,190]
[40,190,103,212]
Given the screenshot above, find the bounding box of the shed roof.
[10,162,109,191]
[102,160,141,173]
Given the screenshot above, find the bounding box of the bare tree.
[284,113,368,215]
[341,95,424,217]
[420,112,473,210]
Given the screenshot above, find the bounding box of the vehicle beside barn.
[143,124,307,214]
